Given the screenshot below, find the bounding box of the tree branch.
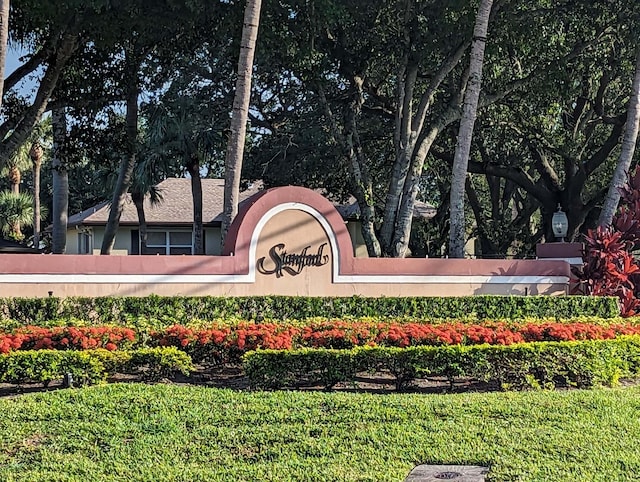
[584,121,625,175]
[0,33,79,169]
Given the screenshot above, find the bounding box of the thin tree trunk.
[222,0,262,246]
[379,58,418,255]
[8,165,19,194]
[391,123,443,257]
[0,0,9,114]
[598,47,640,227]
[51,108,68,254]
[187,154,204,255]
[448,0,493,258]
[101,52,139,255]
[132,190,147,254]
[343,78,381,257]
[29,142,43,248]
[11,221,21,240]
[315,82,381,257]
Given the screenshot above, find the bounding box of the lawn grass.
[1,384,639,481]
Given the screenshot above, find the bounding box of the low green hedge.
[243,336,640,391]
[0,295,621,325]
[0,347,193,387]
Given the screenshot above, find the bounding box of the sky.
[5,45,38,98]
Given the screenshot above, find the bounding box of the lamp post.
[551,204,569,242]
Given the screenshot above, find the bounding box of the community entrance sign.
[0,186,570,297]
[257,242,329,278]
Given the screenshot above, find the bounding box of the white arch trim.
[246,201,342,283]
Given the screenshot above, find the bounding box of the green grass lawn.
[1,384,639,481]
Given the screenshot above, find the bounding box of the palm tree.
[0,191,35,240]
[29,142,44,248]
[448,0,494,258]
[1,119,51,192]
[51,108,69,253]
[222,0,262,243]
[3,141,30,194]
[1,120,51,247]
[130,159,163,254]
[101,47,139,255]
[145,100,223,255]
[94,153,164,255]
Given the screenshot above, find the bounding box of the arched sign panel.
[253,209,333,295]
[0,186,571,297]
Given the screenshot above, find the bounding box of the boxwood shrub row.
[0,347,193,387]
[243,336,640,391]
[0,295,620,325]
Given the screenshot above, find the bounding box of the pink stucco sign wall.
[0,186,570,297]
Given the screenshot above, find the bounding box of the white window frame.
[144,229,194,255]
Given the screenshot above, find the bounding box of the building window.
[78,232,93,254]
[145,230,193,255]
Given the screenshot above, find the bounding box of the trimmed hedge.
[243,336,640,391]
[0,295,621,325]
[0,347,193,386]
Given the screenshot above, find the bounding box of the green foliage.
[0,347,193,386]
[0,350,106,386]
[0,191,37,240]
[243,337,640,391]
[2,384,640,480]
[0,295,621,325]
[127,347,194,381]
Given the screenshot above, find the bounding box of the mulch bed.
[0,365,502,398]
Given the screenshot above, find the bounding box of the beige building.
[67,178,436,257]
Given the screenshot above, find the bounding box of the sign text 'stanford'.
[257,243,329,277]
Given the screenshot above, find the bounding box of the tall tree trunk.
[392,123,443,257]
[131,190,147,254]
[598,47,640,227]
[51,108,68,254]
[101,52,139,255]
[0,0,9,114]
[222,0,262,245]
[187,154,204,255]
[379,19,469,256]
[345,103,381,257]
[448,0,493,258]
[8,164,19,194]
[29,142,43,248]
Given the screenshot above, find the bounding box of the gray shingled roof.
[68,178,435,227]
[68,179,261,227]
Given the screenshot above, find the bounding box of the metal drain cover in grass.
[404,464,489,481]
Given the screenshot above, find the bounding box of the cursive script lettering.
[257,243,329,277]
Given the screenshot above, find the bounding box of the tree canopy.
[1,0,639,257]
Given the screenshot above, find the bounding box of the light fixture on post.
[551,204,569,242]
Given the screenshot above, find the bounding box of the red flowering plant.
[152,325,230,364]
[301,321,373,349]
[0,325,136,354]
[150,323,298,364]
[0,333,25,354]
[226,323,297,362]
[575,168,640,316]
[5,320,640,359]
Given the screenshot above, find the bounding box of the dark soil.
[0,365,502,398]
